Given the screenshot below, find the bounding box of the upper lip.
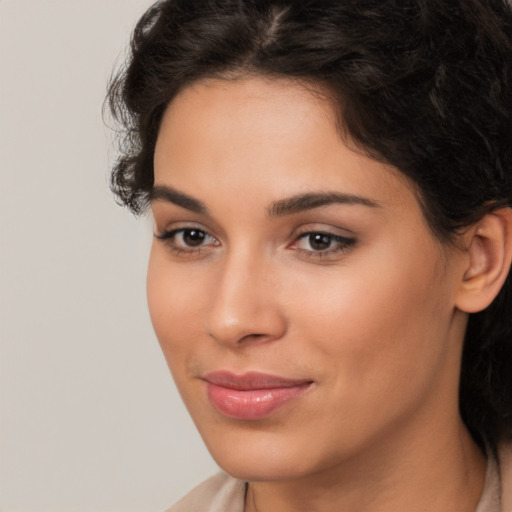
[202,371,313,391]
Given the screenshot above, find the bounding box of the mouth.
[202,371,314,420]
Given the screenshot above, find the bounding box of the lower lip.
[206,382,312,420]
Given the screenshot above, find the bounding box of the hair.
[107,0,512,450]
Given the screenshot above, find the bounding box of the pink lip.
[202,371,313,420]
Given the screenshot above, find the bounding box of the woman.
[107,1,512,510]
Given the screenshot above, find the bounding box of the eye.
[299,233,336,251]
[175,228,208,247]
[291,231,356,258]
[155,227,218,253]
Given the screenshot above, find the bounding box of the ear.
[455,207,512,313]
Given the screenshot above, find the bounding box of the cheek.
[288,239,452,406]
[146,245,206,371]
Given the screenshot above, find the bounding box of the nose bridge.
[205,244,285,346]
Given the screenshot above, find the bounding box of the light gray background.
[0,1,217,510]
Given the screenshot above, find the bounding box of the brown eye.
[308,233,333,251]
[155,227,218,252]
[291,231,357,258]
[182,229,206,247]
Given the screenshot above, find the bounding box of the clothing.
[166,473,245,512]
[166,443,512,512]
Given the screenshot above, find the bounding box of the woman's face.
[148,77,468,482]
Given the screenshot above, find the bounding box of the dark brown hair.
[107,0,512,450]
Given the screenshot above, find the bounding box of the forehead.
[154,76,416,214]
[158,76,337,157]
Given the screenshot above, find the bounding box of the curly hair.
[107,0,512,450]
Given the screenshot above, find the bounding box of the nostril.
[240,333,266,342]
[206,328,281,347]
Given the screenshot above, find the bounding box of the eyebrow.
[268,192,381,216]
[149,185,207,214]
[149,185,381,216]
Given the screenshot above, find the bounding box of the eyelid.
[154,219,213,238]
[292,231,355,248]
[288,225,357,260]
[291,223,356,242]
[154,227,217,242]
[154,224,219,257]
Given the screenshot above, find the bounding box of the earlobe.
[455,207,512,313]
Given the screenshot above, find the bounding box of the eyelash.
[292,231,356,259]
[155,228,219,256]
[154,227,356,260]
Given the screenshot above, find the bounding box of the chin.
[214,454,309,483]
[199,425,321,483]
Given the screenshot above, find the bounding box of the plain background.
[0,1,218,510]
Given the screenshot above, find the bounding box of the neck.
[245,420,486,512]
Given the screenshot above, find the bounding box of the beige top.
[167,443,512,512]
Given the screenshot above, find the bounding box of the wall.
[0,1,217,510]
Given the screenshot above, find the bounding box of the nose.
[204,251,287,347]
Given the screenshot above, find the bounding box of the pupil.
[184,229,205,247]
[309,233,331,250]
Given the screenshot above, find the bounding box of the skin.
[148,76,487,511]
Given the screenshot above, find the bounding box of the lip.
[202,371,313,420]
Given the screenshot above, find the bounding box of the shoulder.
[165,472,246,512]
[498,441,512,512]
